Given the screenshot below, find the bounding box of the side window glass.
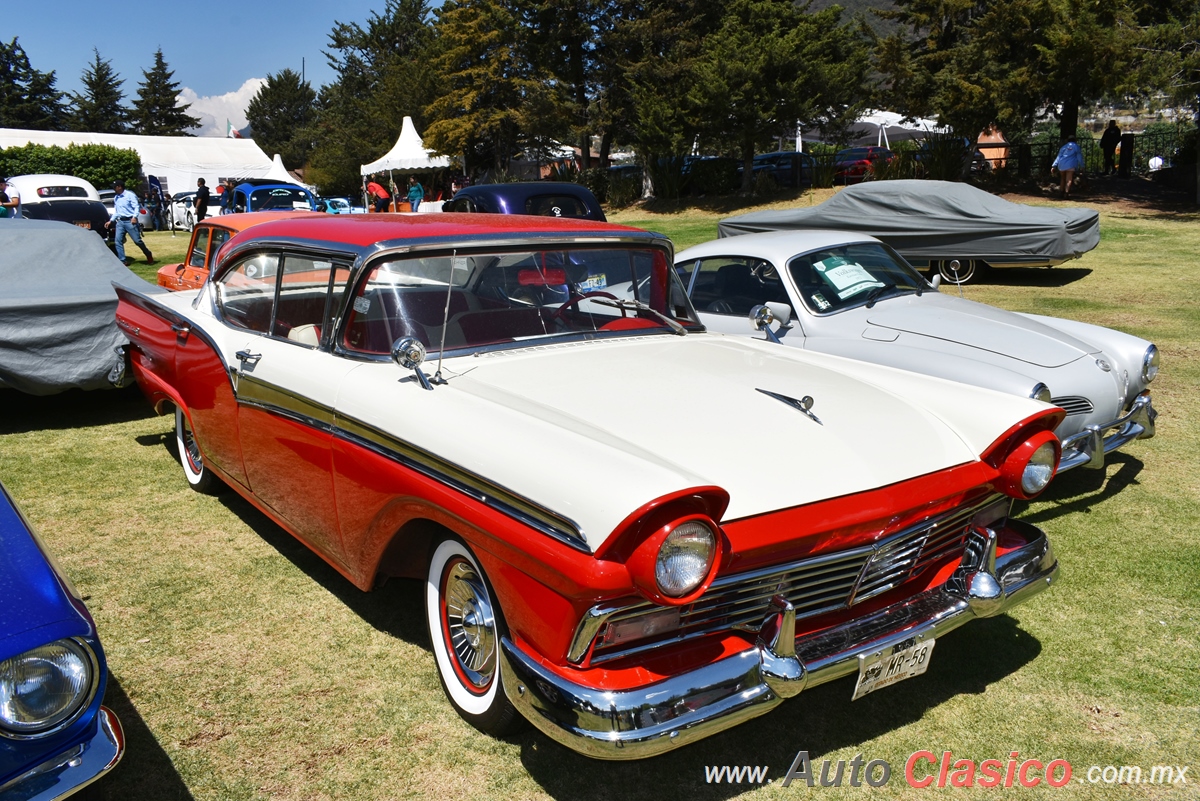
[188,229,210,268]
[270,256,353,348]
[217,253,279,333]
[207,229,231,270]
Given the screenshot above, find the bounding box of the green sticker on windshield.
[814,256,884,299]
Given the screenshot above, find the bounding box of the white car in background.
[6,174,109,236]
[676,229,1159,474]
[98,188,155,230]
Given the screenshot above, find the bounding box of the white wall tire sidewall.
[175,407,206,487]
[426,539,501,717]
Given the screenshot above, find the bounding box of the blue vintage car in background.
[443,181,606,221]
[0,481,123,799]
[227,178,318,214]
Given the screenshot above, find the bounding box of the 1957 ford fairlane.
[115,213,1063,759]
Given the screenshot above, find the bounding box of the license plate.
[73,221,91,229]
[852,636,935,700]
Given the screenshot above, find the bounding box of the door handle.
[235,350,261,365]
[170,323,190,338]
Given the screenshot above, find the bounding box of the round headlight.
[1142,345,1159,384]
[1029,383,1052,404]
[0,639,95,736]
[655,521,716,597]
[1021,441,1058,495]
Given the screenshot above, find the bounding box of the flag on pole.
[226,119,234,138]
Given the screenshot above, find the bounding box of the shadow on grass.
[92,675,195,800]
[965,265,1093,288]
[514,616,1041,800]
[1015,452,1144,527]
[0,386,153,435]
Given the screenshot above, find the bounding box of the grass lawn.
[1,187,1197,799]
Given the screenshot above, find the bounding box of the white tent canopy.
[360,116,451,175]
[0,128,275,196]
[849,109,949,147]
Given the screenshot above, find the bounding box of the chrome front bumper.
[1059,392,1156,472]
[0,707,124,801]
[502,520,1057,760]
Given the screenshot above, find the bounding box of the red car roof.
[228,212,648,250]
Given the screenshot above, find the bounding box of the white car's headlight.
[656,522,717,597]
[1021,441,1058,495]
[1029,383,1052,404]
[1142,345,1159,384]
[0,639,95,736]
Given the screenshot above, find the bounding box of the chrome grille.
[587,496,996,664]
[1051,396,1094,416]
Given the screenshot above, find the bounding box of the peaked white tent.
[0,128,275,195]
[360,116,451,175]
[262,153,315,191]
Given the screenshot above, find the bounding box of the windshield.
[787,242,926,314]
[342,245,701,355]
[249,187,315,211]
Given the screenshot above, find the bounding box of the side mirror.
[749,304,792,345]
[930,274,942,290]
[391,337,434,390]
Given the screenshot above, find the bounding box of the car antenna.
[950,260,966,299]
[431,250,457,385]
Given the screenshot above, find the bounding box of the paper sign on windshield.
[814,256,883,299]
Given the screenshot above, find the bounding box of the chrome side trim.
[336,418,589,552]
[504,519,1057,760]
[1059,392,1156,472]
[236,374,337,431]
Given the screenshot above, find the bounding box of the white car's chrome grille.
[587,497,994,664]
[1052,396,1094,416]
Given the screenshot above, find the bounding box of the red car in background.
[835,146,894,182]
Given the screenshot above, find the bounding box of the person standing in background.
[1051,135,1084,198]
[1100,120,1121,175]
[407,175,424,213]
[366,176,391,213]
[0,179,15,218]
[111,179,154,265]
[195,178,211,223]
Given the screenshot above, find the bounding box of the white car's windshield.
[342,246,700,355]
[788,242,926,313]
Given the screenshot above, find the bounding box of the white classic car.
[116,214,1063,759]
[676,229,1158,474]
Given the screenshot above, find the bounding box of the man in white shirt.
[111,179,153,265]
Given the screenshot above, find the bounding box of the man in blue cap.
[111,179,154,265]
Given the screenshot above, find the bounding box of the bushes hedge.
[0,143,142,189]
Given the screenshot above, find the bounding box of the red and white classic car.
[115,214,1063,759]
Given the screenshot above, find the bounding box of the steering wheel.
[550,290,622,324]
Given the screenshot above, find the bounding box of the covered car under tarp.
[0,220,164,395]
[718,180,1099,271]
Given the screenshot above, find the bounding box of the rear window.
[525,194,591,219]
[36,186,90,198]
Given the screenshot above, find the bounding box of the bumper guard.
[1059,392,1155,472]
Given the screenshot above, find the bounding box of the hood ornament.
[756,388,822,425]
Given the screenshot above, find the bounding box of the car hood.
[0,491,90,651]
[865,293,1100,368]
[340,335,1045,551]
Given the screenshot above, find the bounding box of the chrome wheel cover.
[441,559,498,691]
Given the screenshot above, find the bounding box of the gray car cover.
[0,219,164,395]
[717,180,1099,265]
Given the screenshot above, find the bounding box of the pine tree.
[0,37,67,130]
[69,49,128,133]
[131,49,200,135]
[246,69,317,168]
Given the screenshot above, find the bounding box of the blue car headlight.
[0,639,97,737]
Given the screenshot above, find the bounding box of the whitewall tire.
[425,538,522,735]
[175,407,219,494]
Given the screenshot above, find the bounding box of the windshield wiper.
[590,297,688,335]
[864,283,895,308]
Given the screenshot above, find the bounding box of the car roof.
[7,174,102,200]
[675,229,882,263]
[223,212,654,255]
[199,210,325,234]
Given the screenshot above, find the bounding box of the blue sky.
[5,2,392,136]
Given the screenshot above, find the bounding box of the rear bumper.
[1059,392,1156,472]
[502,520,1056,760]
[0,706,124,801]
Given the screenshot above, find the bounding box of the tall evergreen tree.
[246,69,317,168]
[69,49,128,133]
[0,37,67,130]
[131,49,200,135]
[307,0,439,193]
